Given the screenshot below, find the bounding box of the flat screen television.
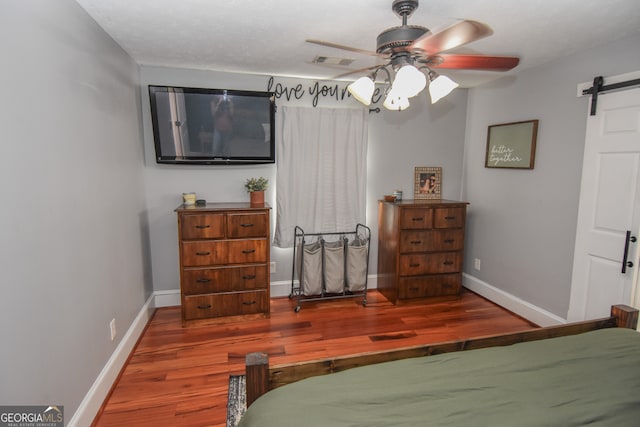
[148,85,275,165]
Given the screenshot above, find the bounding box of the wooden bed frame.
[244,304,638,407]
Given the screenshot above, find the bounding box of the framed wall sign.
[485,120,539,169]
[414,166,442,199]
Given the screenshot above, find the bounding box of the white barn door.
[568,87,640,322]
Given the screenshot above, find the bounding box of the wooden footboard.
[245,304,638,406]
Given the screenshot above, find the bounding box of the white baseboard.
[68,293,156,427]
[463,273,566,327]
[70,274,380,425]
[154,289,181,307]
[270,275,379,298]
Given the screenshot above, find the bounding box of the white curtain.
[273,106,368,247]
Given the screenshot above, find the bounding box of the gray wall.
[462,33,640,319]
[0,0,149,420]
[140,66,469,294]
[4,0,637,421]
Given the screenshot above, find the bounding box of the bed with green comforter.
[238,328,640,426]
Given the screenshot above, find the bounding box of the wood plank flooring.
[92,290,537,426]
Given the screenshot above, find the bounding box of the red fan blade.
[431,54,519,71]
[410,20,493,55]
[306,39,384,57]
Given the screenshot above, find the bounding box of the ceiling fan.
[307,0,519,109]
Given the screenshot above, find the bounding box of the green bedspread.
[237,328,640,426]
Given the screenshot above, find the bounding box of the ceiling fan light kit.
[382,88,411,111]
[308,0,519,111]
[392,63,427,98]
[347,76,376,106]
[427,71,459,104]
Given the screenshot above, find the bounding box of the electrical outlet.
[270,261,276,273]
[474,258,481,271]
[110,318,116,341]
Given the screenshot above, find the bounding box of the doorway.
[568,79,640,322]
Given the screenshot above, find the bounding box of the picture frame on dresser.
[414,166,442,200]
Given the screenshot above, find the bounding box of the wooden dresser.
[377,199,468,304]
[175,202,271,325]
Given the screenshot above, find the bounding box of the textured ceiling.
[74,0,640,87]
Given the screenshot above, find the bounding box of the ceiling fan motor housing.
[377,25,429,54]
[379,0,427,55]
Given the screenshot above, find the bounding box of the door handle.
[621,230,637,274]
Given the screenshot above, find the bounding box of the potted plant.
[245,177,268,205]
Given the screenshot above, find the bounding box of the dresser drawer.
[400,208,434,229]
[182,268,227,295]
[180,214,225,240]
[434,208,465,229]
[227,265,268,290]
[227,212,268,238]
[183,290,268,320]
[398,274,462,299]
[182,265,268,295]
[227,239,268,264]
[399,230,465,253]
[181,241,227,267]
[399,252,462,275]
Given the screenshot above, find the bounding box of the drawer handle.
[410,240,422,245]
[197,304,212,310]
[444,216,456,220]
[196,251,211,256]
[444,239,455,244]
[242,249,256,254]
[242,300,257,305]
[196,278,211,283]
[241,223,255,227]
[411,217,424,222]
[409,263,421,267]
[242,275,257,280]
[195,225,211,229]
[443,261,454,265]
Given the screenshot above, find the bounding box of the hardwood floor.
[92,290,537,426]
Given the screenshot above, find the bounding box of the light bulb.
[383,89,410,111]
[428,74,459,104]
[347,76,375,106]
[392,64,427,98]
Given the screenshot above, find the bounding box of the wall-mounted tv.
[148,85,275,165]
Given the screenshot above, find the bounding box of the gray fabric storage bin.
[323,239,345,293]
[346,237,368,292]
[298,241,322,296]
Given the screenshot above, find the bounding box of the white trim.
[270,275,379,298]
[154,289,181,307]
[576,70,640,97]
[69,276,381,425]
[463,273,566,327]
[68,293,156,427]
[152,276,380,303]
[270,279,293,298]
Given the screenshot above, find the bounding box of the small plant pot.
[250,191,265,206]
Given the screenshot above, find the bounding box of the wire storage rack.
[290,224,371,312]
